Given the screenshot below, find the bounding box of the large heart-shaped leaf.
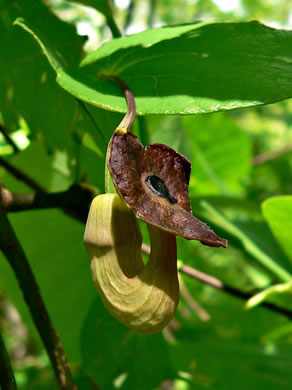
[15,19,292,115]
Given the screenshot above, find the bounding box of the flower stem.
[111,76,136,130]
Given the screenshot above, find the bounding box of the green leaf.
[0,0,84,152]
[262,196,292,261]
[148,116,192,159]
[183,113,251,195]
[197,201,292,282]
[15,19,292,115]
[169,342,292,390]
[262,323,292,344]
[80,298,174,390]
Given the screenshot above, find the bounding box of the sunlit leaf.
[15,19,292,115]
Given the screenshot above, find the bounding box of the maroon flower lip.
[108,130,227,248]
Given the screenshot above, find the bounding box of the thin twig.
[179,264,292,319]
[105,2,122,38]
[0,331,17,390]
[123,0,136,31]
[0,199,78,390]
[141,245,292,319]
[178,275,210,321]
[1,184,97,223]
[106,14,122,38]
[0,161,97,223]
[179,265,224,289]
[0,125,19,154]
[148,0,156,28]
[252,144,292,165]
[0,156,45,193]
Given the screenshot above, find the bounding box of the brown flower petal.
[108,130,227,248]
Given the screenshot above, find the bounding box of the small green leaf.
[262,196,292,261]
[16,19,292,115]
[246,281,292,309]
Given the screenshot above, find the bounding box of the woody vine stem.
[0,195,78,390]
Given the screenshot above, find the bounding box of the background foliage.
[0,0,292,389]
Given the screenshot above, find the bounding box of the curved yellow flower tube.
[84,193,179,334]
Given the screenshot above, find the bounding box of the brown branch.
[123,0,136,31]
[252,144,292,165]
[179,265,224,289]
[0,331,17,390]
[0,156,45,193]
[140,245,292,319]
[0,197,78,390]
[0,125,19,154]
[0,151,98,223]
[178,274,210,321]
[179,264,292,319]
[106,15,122,38]
[1,183,98,223]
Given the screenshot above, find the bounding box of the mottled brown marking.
[108,131,227,248]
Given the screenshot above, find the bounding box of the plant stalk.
[0,331,17,390]
[0,199,78,390]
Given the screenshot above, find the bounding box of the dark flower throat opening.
[146,175,177,204]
